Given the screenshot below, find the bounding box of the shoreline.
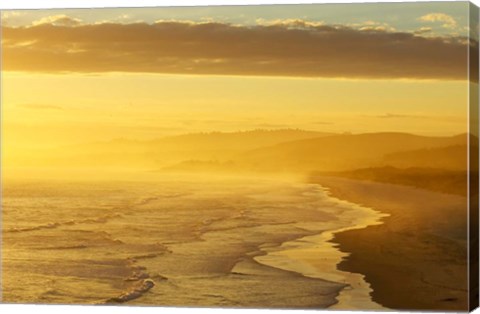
[311,176,469,311]
[2,176,469,309]
[253,184,388,310]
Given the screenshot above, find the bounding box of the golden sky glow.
[1,3,476,179]
[3,71,468,150]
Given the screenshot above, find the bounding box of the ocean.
[1,175,385,309]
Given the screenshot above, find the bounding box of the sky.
[0,2,473,36]
[1,1,477,153]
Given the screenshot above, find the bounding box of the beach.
[311,176,469,311]
[1,174,470,310]
[1,175,383,308]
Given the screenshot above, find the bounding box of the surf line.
[254,184,390,310]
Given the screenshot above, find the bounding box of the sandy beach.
[311,176,469,311]
[1,175,471,309]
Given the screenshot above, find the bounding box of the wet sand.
[311,176,469,311]
[254,189,388,310]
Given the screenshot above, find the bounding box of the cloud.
[93,14,143,25]
[255,18,325,28]
[1,11,26,19]
[419,13,457,28]
[1,11,26,26]
[32,15,83,27]
[2,19,475,80]
[414,27,433,35]
[369,113,466,124]
[372,113,427,119]
[348,20,396,32]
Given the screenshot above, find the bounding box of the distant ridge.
[26,129,336,169]
[16,130,471,174]
[82,129,334,149]
[234,132,468,172]
[383,144,468,171]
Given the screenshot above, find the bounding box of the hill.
[16,129,335,169]
[234,132,467,172]
[382,145,468,171]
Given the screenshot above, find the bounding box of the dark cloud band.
[2,21,477,80]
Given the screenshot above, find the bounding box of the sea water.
[1,175,385,309]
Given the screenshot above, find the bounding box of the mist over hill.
[8,129,473,182]
[11,129,334,170]
[233,132,468,172]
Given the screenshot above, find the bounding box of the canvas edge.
[0,1,478,312]
[0,8,4,305]
[468,1,480,312]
